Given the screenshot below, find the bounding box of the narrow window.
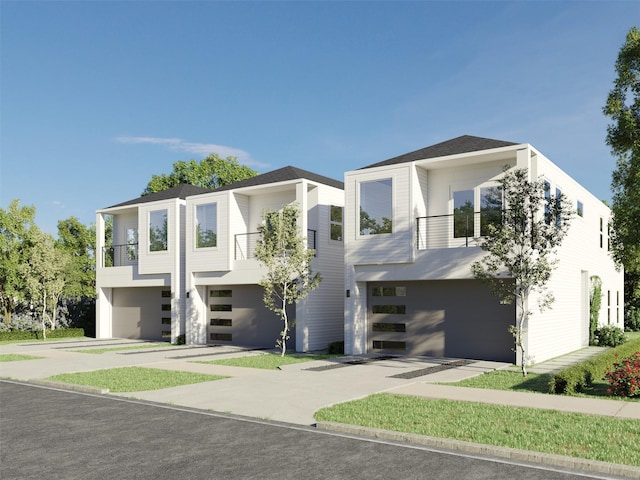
[372,286,406,296]
[210,319,232,327]
[210,290,232,298]
[607,290,611,324]
[210,333,232,341]
[196,203,217,248]
[544,181,552,225]
[600,218,604,248]
[161,304,171,311]
[453,190,474,238]
[359,179,392,235]
[480,186,502,236]
[161,331,171,339]
[577,201,583,217]
[372,340,406,350]
[149,209,168,252]
[372,323,406,333]
[161,291,171,298]
[210,304,232,312]
[555,188,563,228]
[372,305,406,314]
[161,318,171,325]
[330,205,343,241]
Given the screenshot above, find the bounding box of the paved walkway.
[1,339,638,425]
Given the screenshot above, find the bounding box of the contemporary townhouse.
[96,166,345,352]
[343,135,623,365]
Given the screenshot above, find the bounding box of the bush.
[605,352,640,397]
[594,325,627,347]
[626,305,640,331]
[327,341,344,354]
[549,336,640,395]
[0,328,85,342]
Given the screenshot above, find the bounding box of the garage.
[207,285,295,350]
[367,280,515,362]
[112,287,170,341]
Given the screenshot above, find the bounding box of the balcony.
[235,229,317,260]
[416,212,501,249]
[102,244,139,267]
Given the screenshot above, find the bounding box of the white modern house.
[343,135,623,365]
[96,166,345,352]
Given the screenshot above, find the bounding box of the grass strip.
[314,393,640,466]
[195,353,338,370]
[47,367,227,392]
[0,354,43,362]
[69,343,173,354]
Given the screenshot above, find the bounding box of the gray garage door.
[207,285,295,350]
[368,280,514,362]
[112,287,169,341]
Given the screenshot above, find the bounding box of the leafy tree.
[0,199,38,323]
[20,228,70,339]
[471,168,574,376]
[359,209,392,235]
[142,153,258,195]
[255,203,321,356]
[56,217,96,298]
[603,26,640,321]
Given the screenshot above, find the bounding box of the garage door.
[207,285,295,349]
[368,280,514,362]
[112,287,168,341]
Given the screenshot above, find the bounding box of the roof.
[360,135,520,169]
[106,184,214,208]
[212,165,344,192]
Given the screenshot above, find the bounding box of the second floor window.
[359,178,392,235]
[149,209,168,252]
[330,205,343,241]
[196,203,217,248]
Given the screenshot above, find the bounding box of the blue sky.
[1,1,637,236]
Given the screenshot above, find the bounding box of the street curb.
[315,421,640,479]
[28,379,110,395]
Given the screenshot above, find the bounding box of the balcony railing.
[416,212,502,250]
[235,229,317,260]
[102,244,138,267]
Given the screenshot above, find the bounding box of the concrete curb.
[28,379,110,395]
[315,421,640,479]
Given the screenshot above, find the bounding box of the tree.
[142,153,258,195]
[0,199,38,323]
[56,217,96,299]
[471,168,574,376]
[255,203,321,356]
[603,26,640,323]
[20,228,69,339]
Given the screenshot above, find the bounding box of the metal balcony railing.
[416,212,502,250]
[234,229,317,260]
[102,243,138,267]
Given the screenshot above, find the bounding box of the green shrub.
[0,328,85,342]
[327,341,344,354]
[594,325,627,347]
[550,337,640,395]
[174,334,186,345]
[625,305,640,331]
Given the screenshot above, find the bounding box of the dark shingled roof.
[361,135,520,169]
[212,166,344,192]
[106,184,214,208]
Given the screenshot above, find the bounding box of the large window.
[330,205,343,241]
[149,209,168,252]
[196,203,217,248]
[359,178,392,235]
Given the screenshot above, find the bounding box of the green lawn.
[0,353,42,362]
[314,393,640,466]
[47,367,227,392]
[195,353,339,370]
[69,343,173,354]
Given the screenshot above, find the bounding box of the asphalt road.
[0,381,614,480]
